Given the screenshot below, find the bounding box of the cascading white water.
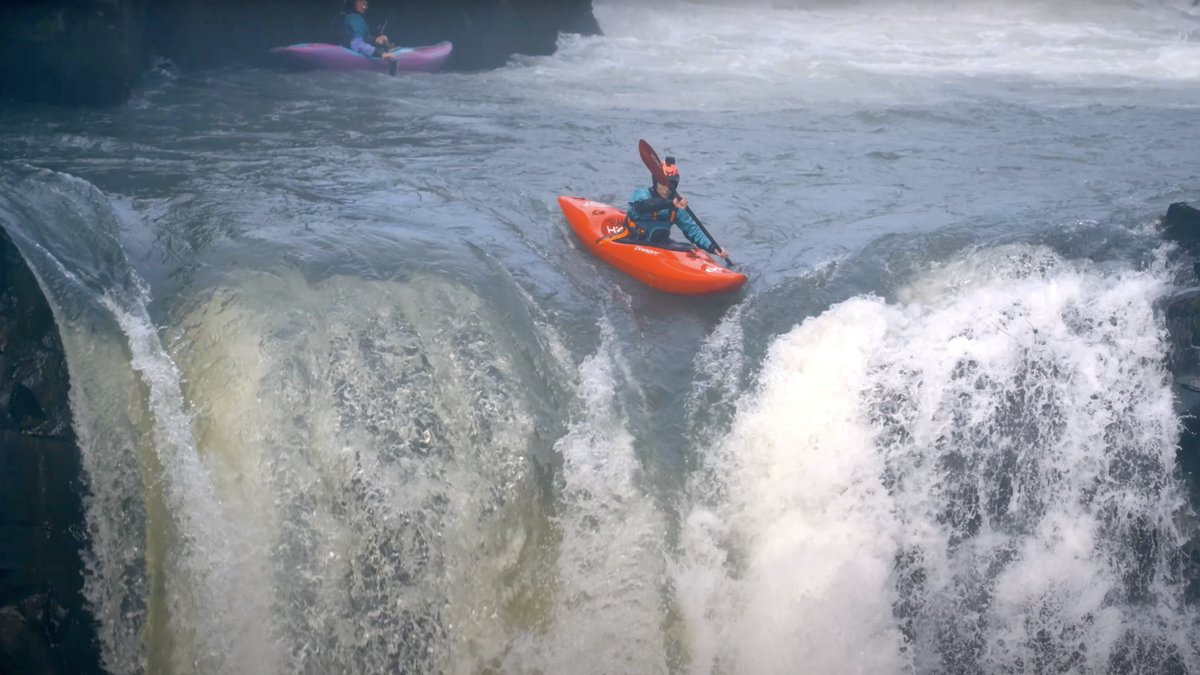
[0,166,245,675]
[501,319,670,674]
[155,269,593,674]
[677,244,1197,674]
[678,296,910,675]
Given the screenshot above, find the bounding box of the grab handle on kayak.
[596,230,629,245]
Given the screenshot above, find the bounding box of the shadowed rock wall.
[0,0,145,106]
[0,227,101,675]
[1161,201,1200,604]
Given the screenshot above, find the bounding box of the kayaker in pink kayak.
[340,0,395,60]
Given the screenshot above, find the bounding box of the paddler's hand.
[381,51,396,60]
[713,247,728,259]
[673,196,688,210]
[375,35,389,45]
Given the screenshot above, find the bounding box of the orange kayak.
[558,196,747,296]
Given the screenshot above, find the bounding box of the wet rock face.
[1164,202,1200,250]
[1164,203,1200,380]
[1164,203,1200,593]
[0,228,101,675]
[0,0,599,106]
[0,600,60,675]
[385,0,602,71]
[0,238,72,438]
[0,0,143,107]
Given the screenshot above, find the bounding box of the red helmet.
[661,156,680,186]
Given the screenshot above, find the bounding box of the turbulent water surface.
[3,0,1200,673]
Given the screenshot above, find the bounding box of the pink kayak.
[269,42,453,74]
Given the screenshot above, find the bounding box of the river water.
[2,0,1200,673]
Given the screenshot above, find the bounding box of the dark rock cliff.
[0,0,600,106]
[0,0,145,106]
[0,227,101,675]
[1161,201,1200,605]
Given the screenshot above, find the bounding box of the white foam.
[163,271,558,674]
[504,318,669,674]
[102,293,276,675]
[502,0,1200,110]
[677,297,909,675]
[676,244,1198,673]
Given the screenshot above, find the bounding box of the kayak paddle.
[638,139,732,265]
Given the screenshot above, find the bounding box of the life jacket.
[336,11,374,49]
[331,12,349,46]
[625,195,677,238]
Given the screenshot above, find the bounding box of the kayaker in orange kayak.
[625,157,729,260]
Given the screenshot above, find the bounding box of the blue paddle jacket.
[341,12,379,56]
[626,188,715,252]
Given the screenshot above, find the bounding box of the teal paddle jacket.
[341,12,378,56]
[626,187,715,252]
